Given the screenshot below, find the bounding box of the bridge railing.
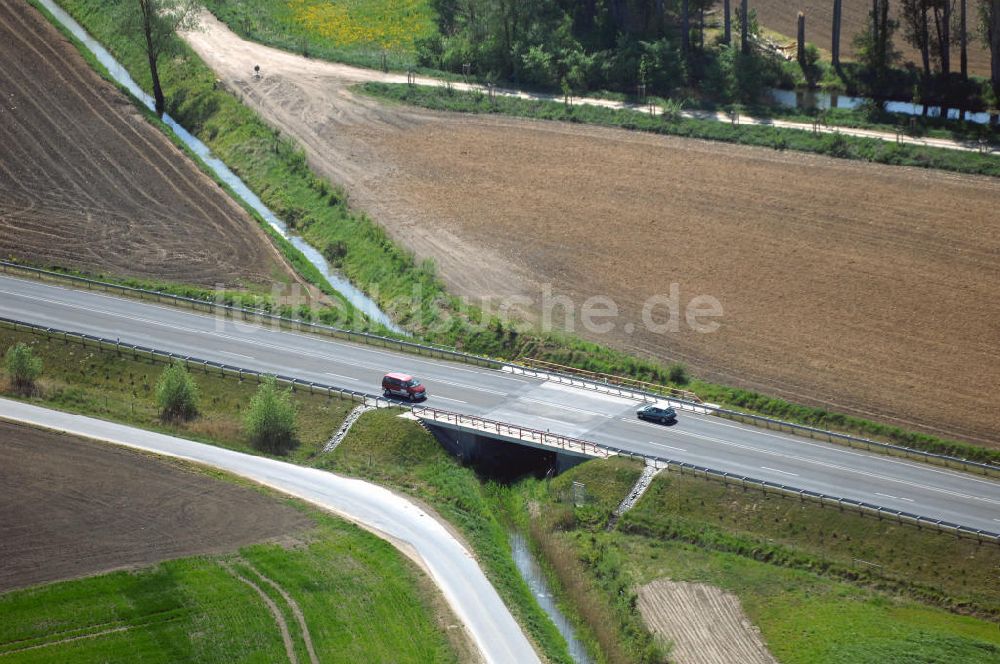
[3,261,997,478]
[514,358,702,402]
[411,406,610,458]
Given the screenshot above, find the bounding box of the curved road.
[2,276,998,534]
[0,398,539,664]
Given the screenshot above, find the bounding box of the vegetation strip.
[360,82,1000,178]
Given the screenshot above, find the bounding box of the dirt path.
[183,14,1000,446]
[638,580,778,664]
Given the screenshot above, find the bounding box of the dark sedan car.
[636,404,677,424]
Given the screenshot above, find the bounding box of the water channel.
[767,87,998,125]
[509,531,594,664]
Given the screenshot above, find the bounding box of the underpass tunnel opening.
[423,424,587,483]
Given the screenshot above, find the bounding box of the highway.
[2,275,999,534]
[1,398,540,664]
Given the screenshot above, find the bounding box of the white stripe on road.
[876,492,914,503]
[761,466,798,477]
[649,442,687,453]
[220,351,253,359]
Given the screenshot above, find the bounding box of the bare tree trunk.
[832,0,843,70]
[872,0,879,47]
[992,0,1000,101]
[940,0,950,77]
[797,12,806,66]
[741,0,749,54]
[140,3,165,117]
[682,0,690,53]
[959,0,967,79]
[724,0,731,44]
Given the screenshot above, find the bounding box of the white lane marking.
[691,409,1000,488]
[433,396,468,405]
[670,427,1000,507]
[761,466,798,477]
[875,492,914,503]
[518,397,613,418]
[326,372,361,382]
[220,351,252,359]
[433,378,508,396]
[650,442,687,452]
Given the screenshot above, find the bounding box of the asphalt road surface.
[0,398,539,664]
[2,275,998,533]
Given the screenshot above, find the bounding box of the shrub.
[244,376,298,454]
[668,362,689,386]
[5,342,42,394]
[156,361,199,421]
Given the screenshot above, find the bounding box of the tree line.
[420,0,1000,111]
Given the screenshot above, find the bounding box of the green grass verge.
[47,0,1000,468]
[0,496,459,663]
[508,457,1000,664]
[360,82,1000,178]
[0,327,354,464]
[319,408,574,663]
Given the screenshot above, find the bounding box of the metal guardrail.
[412,406,609,458]
[602,448,1000,546]
[3,260,997,478]
[0,261,503,369]
[518,358,702,403]
[3,315,998,546]
[0,317,392,409]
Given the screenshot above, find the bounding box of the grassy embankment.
[0,326,574,664]
[360,82,1000,178]
[507,457,1000,664]
[49,0,1000,468]
[0,493,461,663]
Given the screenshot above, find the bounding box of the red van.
[381,372,427,401]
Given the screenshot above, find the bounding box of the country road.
[3,275,998,535]
[0,398,540,664]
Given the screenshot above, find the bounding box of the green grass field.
[0,327,354,463]
[203,0,437,71]
[0,503,458,663]
[512,458,1000,664]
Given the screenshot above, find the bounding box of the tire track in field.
[219,561,300,664]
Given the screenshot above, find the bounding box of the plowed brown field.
[747,0,992,78]
[637,580,777,664]
[185,15,1000,446]
[0,1,295,288]
[0,421,311,592]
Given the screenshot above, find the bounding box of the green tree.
[156,361,199,421]
[244,376,297,454]
[4,343,42,394]
[118,0,202,117]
